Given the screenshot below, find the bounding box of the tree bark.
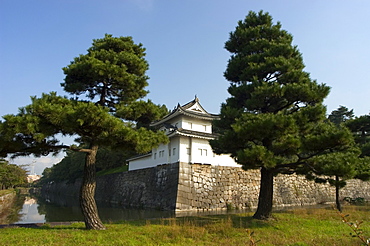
[80,144,106,230]
[335,175,342,212]
[253,167,274,220]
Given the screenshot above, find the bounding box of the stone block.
[176,195,189,204]
[187,193,194,200]
[178,185,191,193]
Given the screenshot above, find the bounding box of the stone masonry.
[176,162,370,211]
[42,162,370,212]
[43,163,180,210]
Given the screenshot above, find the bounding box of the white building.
[128,97,240,171]
[27,174,41,183]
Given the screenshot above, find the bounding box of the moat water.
[11,195,175,224]
[3,194,334,225]
[4,194,249,224]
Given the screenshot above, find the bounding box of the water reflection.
[0,194,25,224]
[14,195,248,224]
[36,197,84,222]
[17,197,45,224]
[7,194,332,224]
[5,192,338,225]
[14,195,176,224]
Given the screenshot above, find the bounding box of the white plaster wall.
[128,155,153,171]
[178,137,240,167]
[129,137,240,170]
[167,137,180,164]
[153,144,169,165]
[212,154,241,167]
[159,115,213,137]
[190,138,212,164]
[129,142,168,170]
[179,136,191,163]
[181,116,212,133]
[129,113,239,169]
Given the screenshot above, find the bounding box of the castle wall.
[127,154,152,171]
[0,191,16,215]
[42,163,179,210]
[180,115,212,133]
[176,162,370,211]
[95,163,179,209]
[42,162,370,212]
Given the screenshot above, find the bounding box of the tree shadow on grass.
[130,213,272,230]
[0,221,85,230]
[0,213,274,231]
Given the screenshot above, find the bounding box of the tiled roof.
[168,128,217,140]
[126,152,151,161]
[151,97,219,127]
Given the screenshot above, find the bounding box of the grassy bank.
[0,206,369,246]
[0,189,26,225]
[0,189,15,196]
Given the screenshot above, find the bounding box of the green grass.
[0,206,369,246]
[96,165,128,176]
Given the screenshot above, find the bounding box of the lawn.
[0,205,369,246]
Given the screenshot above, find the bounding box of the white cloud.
[7,154,65,175]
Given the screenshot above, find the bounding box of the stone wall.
[95,163,179,209]
[42,162,370,212]
[0,192,16,213]
[0,191,17,223]
[176,162,370,211]
[177,163,261,210]
[42,163,179,210]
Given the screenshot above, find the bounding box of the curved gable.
[151,97,218,127]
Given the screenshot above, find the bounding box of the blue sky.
[1,0,370,174]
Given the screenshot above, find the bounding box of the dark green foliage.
[297,106,369,211]
[343,197,365,205]
[346,115,370,157]
[62,34,150,108]
[210,11,355,219]
[40,151,84,184]
[115,99,169,128]
[354,157,370,181]
[345,114,370,180]
[38,146,133,184]
[0,159,28,189]
[0,93,167,157]
[328,106,354,126]
[211,11,350,170]
[0,34,169,229]
[305,151,359,183]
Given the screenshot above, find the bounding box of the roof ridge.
[150,97,219,127]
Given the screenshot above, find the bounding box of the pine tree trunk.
[253,167,274,220]
[335,175,342,212]
[80,144,106,230]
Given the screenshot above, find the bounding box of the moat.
[2,193,253,225]
[4,195,175,224]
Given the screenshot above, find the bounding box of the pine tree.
[328,106,354,126]
[0,35,168,229]
[210,11,355,219]
[303,106,370,212]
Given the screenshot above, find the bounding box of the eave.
[126,152,152,162]
[151,103,219,127]
[168,128,217,140]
